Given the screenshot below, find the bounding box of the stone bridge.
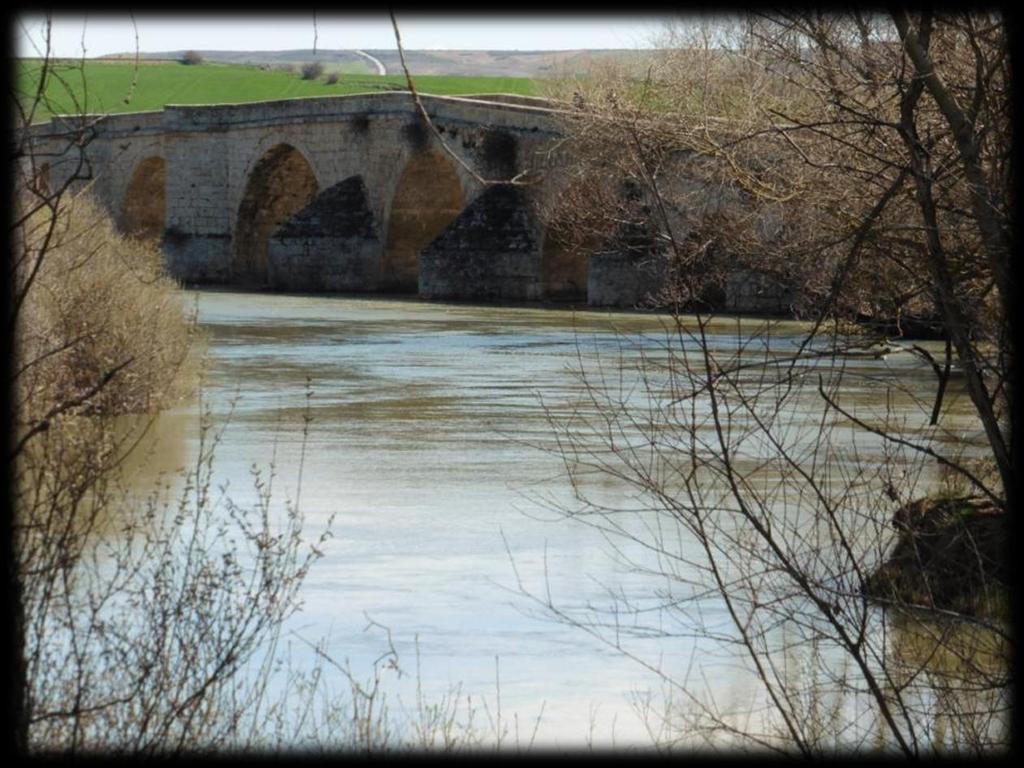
[28,91,790,311]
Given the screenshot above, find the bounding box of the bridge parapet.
[158,92,565,137]
[37,110,169,139]
[29,92,565,137]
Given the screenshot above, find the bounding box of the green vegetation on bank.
[15,59,541,122]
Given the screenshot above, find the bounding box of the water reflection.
[119,289,1000,750]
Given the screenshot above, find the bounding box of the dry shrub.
[12,192,328,754]
[17,194,195,421]
[301,61,325,80]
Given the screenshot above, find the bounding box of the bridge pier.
[267,176,382,292]
[26,93,793,314]
[420,184,542,301]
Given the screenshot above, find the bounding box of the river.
[121,288,999,751]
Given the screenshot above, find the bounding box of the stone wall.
[25,93,793,312]
[150,94,566,287]
[120,156,166,239]
[724,269,792,314]
[420,184,541,301]
[587,251,667,308]
[267,175,381,292]
[382,148,465,292]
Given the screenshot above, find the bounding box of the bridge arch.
[539,178,621,302]
[121,156,165,240]
[382,149,465,293]
[233,143,319,285]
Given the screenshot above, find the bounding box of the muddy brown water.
[117,288,998,749]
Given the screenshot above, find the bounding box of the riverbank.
[178,284,951,343]
[864,495,1008,621]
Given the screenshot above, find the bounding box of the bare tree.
[520,11,1011,755]
[544,11,1010,501]
[10,17,329,755]
[9,16,105,751]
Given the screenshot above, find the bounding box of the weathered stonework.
[163,231,233,283]
[587,251,667,308]
[420,184,540,301]
[120,156,166,240]
[267,175,381,292]
[725,269,792,314]
[382,150,465,293]
[233,144,319,285]
[540,225,590,301]
[25,92,786,309]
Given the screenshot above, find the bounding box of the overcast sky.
[15,14,672,58]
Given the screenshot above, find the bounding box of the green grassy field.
[16,59,542,123]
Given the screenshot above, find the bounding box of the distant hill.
[99,50,381,75]
[98,48,659,78]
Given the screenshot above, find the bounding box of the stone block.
[163,231,233,283]
[419,184,541,301]
[587,250,666,308]
[724,269,792,314]
[266,175,382,292]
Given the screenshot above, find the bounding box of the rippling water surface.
[128,289,988,749]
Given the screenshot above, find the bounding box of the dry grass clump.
[16,194,196,422]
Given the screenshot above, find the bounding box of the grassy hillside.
[104,48,661,78]
[15,59,541,123]
[102,49,382,74]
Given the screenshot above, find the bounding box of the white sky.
[15,14,673,58]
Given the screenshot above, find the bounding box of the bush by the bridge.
[16,194,195,419]
[12,52,324,750]
[300,61,325,80]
